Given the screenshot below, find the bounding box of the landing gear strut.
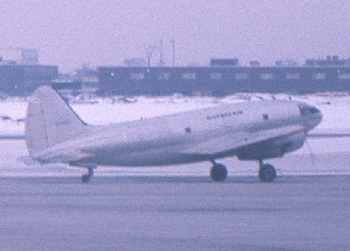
[210,160,227,182]
[258,160,276,182]
[81,165,95,183]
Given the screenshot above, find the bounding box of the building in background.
[1,49,350,96]
[97,56,350,96]
[0,48,58,96]
[52,65,98,96]
[0,48,39,65]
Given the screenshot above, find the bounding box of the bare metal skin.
[25,86,322,183]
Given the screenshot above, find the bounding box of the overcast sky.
[1,0,349,72]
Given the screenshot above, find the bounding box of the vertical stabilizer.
[25,86,87,157]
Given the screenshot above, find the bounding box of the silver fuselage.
[32,100,322,167]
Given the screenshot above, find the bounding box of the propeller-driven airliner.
[25,86,323,183]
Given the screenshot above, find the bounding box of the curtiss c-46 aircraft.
[25,86,322,183]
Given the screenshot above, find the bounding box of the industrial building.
[97,56,350,96]
[1,49,350,96]
[0,64,58,96]
[0,48,58,96]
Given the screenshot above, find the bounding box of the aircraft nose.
[307,105,323,129]
[298,103,323,128]
[313,106,323,125]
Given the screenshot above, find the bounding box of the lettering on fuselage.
[206,110,243,121]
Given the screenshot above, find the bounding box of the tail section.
[25,86,87,157]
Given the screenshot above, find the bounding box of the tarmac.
[1,175,350,250]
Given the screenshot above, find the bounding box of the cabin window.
[286,73,300,80]
[312,72,326,81]
[210,73,222,80]
[182,72,196,80]
[185,127,192,134]
[260,73,274,80]
[130,73,145,80]
[338,73,350,80]
[263,114,269,120]
[298,104,320,116]
[235,73,248,80]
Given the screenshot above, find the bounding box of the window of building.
[182,72,196,80]
[157,72,171,80]
[234,72,248,80]
[260,73,274,80]
[312,72,326,81]
[130,72,145,80]
[338,73,350,80]
[210,72,223,80]
[286,73,300,80]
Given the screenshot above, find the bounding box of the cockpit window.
[298,104,320,116]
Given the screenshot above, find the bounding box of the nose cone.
[298,103,323,129]
[313,106,323,127]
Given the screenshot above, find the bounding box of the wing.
[307,129,350,138]
[182,125,308,158]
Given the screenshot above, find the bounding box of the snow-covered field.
[1,93,350,177]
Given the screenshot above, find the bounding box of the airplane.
[25,86,323,183]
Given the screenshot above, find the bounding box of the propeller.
[305,139,316,165]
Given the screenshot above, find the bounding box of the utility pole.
[170,39,175,67]
[159,40,165,66]
[145,45,155,67]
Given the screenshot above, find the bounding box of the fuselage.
[33,100,322,167]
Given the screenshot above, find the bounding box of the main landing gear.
[209,159,277,182]
[258,160,276,182]
[210,160,228,182]
[81,164,96,183]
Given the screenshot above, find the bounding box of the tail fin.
[25,86,87,157]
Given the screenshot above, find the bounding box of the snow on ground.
[0,93,350,177]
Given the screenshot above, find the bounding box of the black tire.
[81,174,91,183]
[210,164,228,182]
[259,164,276,182]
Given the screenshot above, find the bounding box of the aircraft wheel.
[210,163,227,182]
[259,164,276,182]
[81,166,94,183]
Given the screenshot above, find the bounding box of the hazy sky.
[1,0,350,72]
